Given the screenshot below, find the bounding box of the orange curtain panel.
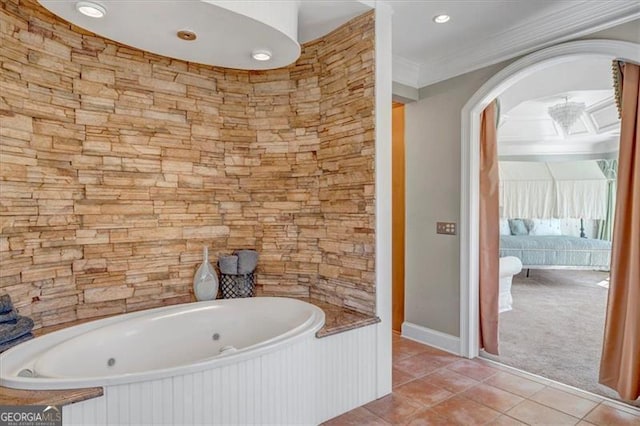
[479,101,500,355]
[599,61,640,401]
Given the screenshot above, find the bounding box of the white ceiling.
[36,0,640,85]
[299,1,372,43]
[498,58,615,114]
[390,0,640,88]
[497,57,620,160]
[38,0,374,70]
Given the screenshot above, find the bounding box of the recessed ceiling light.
[433,14,450,24]
[177,30,197,41]
[75,1,106,18]
[252,49,272,61]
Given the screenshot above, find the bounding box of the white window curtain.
[499,160,608,219]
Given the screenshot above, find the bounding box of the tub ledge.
[301,297,381,338]
[0,386,103,407]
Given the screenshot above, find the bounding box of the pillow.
[523,219,534,232]
[508,219,528,236]
[528,218,562,236]
[499,219,511,236]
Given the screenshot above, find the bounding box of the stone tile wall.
[0,0,375,328]
[315,16,376,314]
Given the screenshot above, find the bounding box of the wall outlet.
[437,222,457,235]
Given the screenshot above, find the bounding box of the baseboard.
[401,322,461,355]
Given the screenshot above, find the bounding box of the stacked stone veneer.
[0,0,375,328]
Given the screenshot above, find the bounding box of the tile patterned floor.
[325,335,640,425]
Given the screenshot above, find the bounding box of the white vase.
[193,247,218,301]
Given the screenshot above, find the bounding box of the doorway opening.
[459,39,640,405]
[392,102,406,332]
[480,55,620,399]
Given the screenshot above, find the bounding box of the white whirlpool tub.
[0,297,380,425]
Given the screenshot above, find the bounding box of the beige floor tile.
[420,368,479,393]
[403,408,455,426]
[497,366,553,386]
[530,386,600,419]
[394,338,433,359]
[600,400,640,416]
[584,403,640,426]
[393,367,416,388]
[486,415,528,426]
[430,395,502,426]
[418,350,461,366]
[323,406,390,426]
[364,394,425,424]
[507,400,580,425]
[389,339,640,426]
[486,371,547,397]
[394,378,454,407]
[447,358,500,381]
[395,352,450,378]
[462,383,525,412]
[546,381,604,403]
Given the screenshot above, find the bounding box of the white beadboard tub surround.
[62,323,378,425]
[0,297,380,424]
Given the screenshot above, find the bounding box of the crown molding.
[415,1,640,88]
[392,55,420,88]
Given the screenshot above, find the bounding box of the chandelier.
[547,96,587,135]
[547,97,586,135]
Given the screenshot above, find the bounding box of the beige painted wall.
[404,19,640,337]
[404,63,507,336]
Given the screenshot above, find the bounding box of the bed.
[498,161,614,273]
[499,235,611,271]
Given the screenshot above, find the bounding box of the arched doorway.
[459,39,640,358]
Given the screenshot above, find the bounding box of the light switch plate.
[437,222,457,235]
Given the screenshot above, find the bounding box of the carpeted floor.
[481,269,639,407]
